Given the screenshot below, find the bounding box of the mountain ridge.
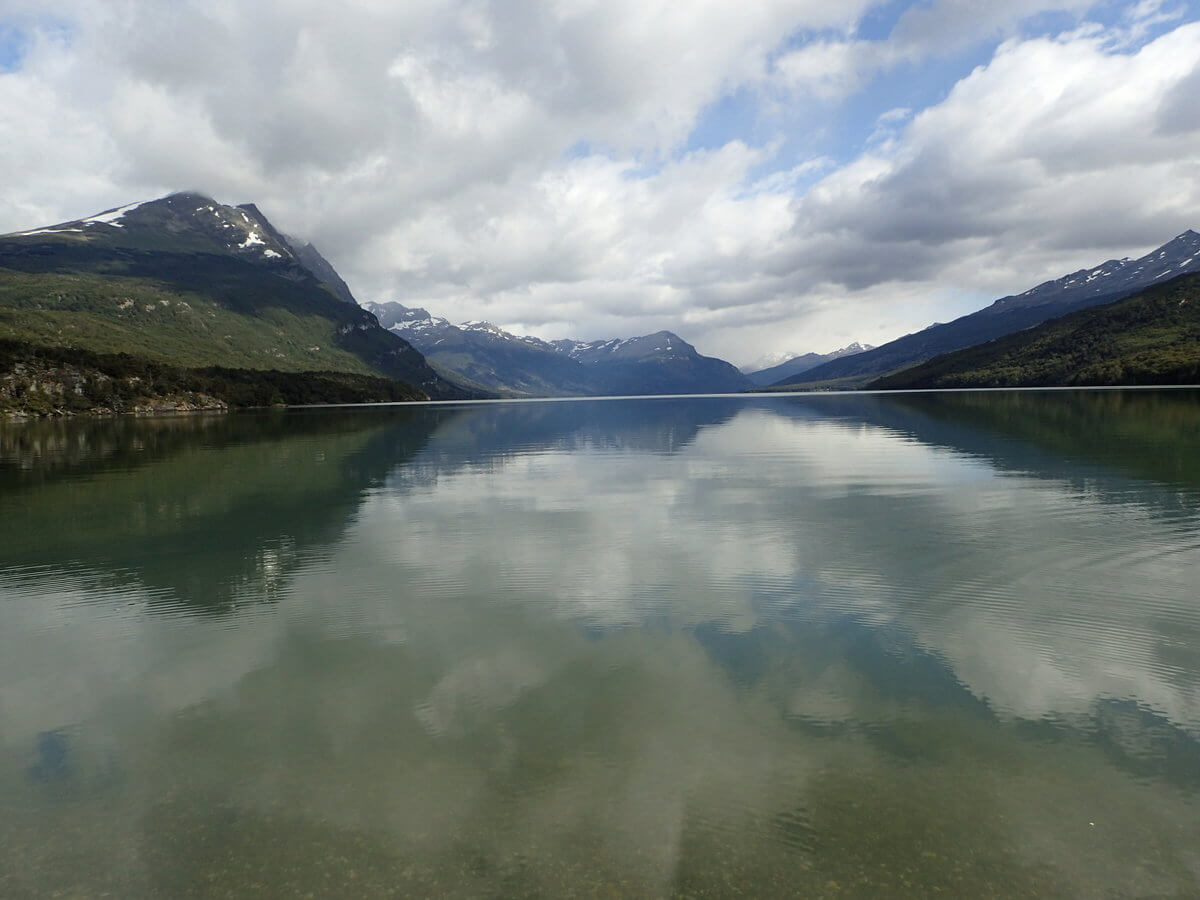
[773,230,1200,388]
[364,301,754,396]
[868,272,1200,390]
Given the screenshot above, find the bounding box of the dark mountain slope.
[869,273,1200,389]
[776,230,1200,388]
[285,235,359,305]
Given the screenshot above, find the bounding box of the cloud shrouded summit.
[1,0,1198,365]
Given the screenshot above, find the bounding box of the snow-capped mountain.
[1,194,468,397]
[744,342,875,387]
[364,302,754,396]
[367,303,597,395]
[991,230,1200,314]
[5,192,361,305]
[551,332,695,364]
[11,193,291,258]
[777,229,1200,387]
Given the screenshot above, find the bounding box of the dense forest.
[0,339,427,417]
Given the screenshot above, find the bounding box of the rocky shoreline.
[1,359,229,420]
[0,339,430,421]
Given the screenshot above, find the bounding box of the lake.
[1,390,1198,897]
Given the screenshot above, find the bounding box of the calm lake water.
[1,390,1199,898]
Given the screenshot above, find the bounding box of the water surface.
[2,390,1198,897]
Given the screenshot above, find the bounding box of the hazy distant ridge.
[745,342,874,387]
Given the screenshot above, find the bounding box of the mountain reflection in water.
[1,390,1198,897]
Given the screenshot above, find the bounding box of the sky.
[1,0,1199,368]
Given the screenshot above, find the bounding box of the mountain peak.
[0,196,470,399]
[840,341,873,353]
[363,301,448,331]
[3,193,373,308]
[462,320,506,335]
[165,190,219,205]
[747,340,875,386]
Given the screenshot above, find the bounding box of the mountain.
[773,230,1200,388]
[550,331,755,395]
[0,193,468,399]
[365,301,754,396]
[284,235,359,305]
[744,342,874,387]
[366,303,596,395]
[868,272,1200,390]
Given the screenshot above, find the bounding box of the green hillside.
[0,194,470,402]
[870,273,1200,390]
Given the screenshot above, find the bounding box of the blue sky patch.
[0,25,28,72]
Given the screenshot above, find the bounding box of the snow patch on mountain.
[11,200,150,236]
[79,200,147,228]
[1004,231,1200,311]
[13,226,84,236]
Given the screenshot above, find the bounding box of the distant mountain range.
[0,193,469,402]
[365,301,754,396]
[774,230,1200,388]
[743,343,874,387]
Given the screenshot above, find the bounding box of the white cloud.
[1,2,1199,365]
[739,21,1200,362]
[774,39,884,99]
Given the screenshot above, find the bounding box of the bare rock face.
[129,396,229,415]
[1,358,227,418]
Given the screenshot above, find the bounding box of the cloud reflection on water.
[1,392,1199,895]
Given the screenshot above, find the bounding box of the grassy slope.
[869,273,1200,390]
[0,268,383,373]
[0,239,468,398]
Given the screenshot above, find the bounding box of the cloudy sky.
[2,0,1199,366]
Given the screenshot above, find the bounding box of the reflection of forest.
[769,388,1200,493]
[1,412,234,486]
[3,391,1198,613]
[0,408,450,611]
[0,399,745,612]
